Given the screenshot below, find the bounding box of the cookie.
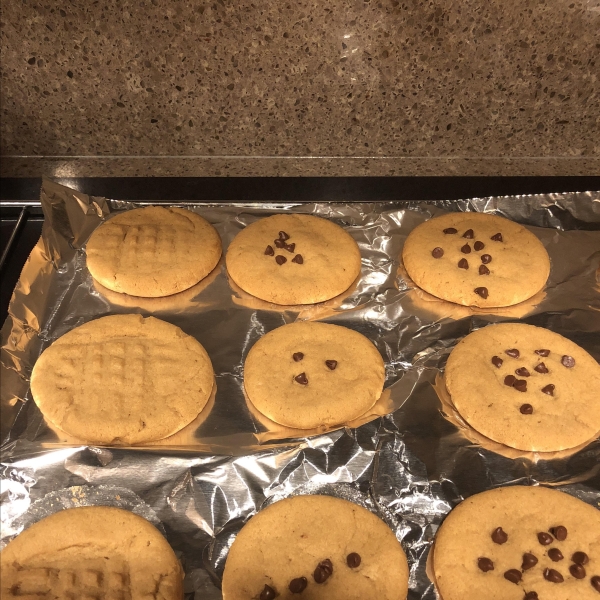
[444,323,600,452]
[432,486,600,600]
[402,212,550,307]
[243,322,385,429]
[30,314,214,445]
[86,206,222,297]
[222,495,409,600]
[0,506,183,600]
[226,214,361,305]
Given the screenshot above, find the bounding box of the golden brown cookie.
[243,322,385,429]
[222,495,409,600]
[433,486,600,600]
[445,323,600,452]
[30,314,214,445]
[402,212,550,308]
[0,506,183,600]
[86,206,222,297]
[226,214,361,305]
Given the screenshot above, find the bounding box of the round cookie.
[30,314,214,445]
[86,206,222,297]
[433,486,600,600]
[444,323,600,452]
[402,212,550,307]
[0,506,183,600]
[243,322,385,429]
[226,214,361,305]
[222,495,409,600]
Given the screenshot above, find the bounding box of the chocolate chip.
[274,239,286,248]
[561,355,575,368]
[294,373,308,385]
[474,287,488,299]
[515,368,530,378]
[572,551,589,565]
[538,532,553,545]
[479,265,490,275]
[292,254,303,264]
[535,349,550,357]
[463,229,474,239]
[260,584,277,600]
[521,553,538,570]
[504,375,517,387]
[289,577,307,593]
[279,231,290,241]
[461,243,472,254]
[548,548,564,562]
[513,379,527,392]
[523,593,539,600]
[550,526,567,541]
[491,232,503,242]
[541,384,555,396]
[293,352,304,362]
[520,404,533,414]
[570,564,586,579]
[474,241,485,251]
[458,258,469,269]
[543,568,564,583]
[492,356,503,368]
[347,553,361,568]
[504,569,522,584]
[313,559,333,583]
[285,243,296,253]
[505,349,520,358]
[321,560,334,575]
[591,576,600,592]
[534,362,549,374]
[325,360,337,370]
[432,247,444,258]
[275,255,287,265]
[491,527,508,544]
[265,245,275,256]
[477,557,494,572]
[443,227,458,234]
[481,254,492,264]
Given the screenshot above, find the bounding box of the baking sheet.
[1,180,600,598]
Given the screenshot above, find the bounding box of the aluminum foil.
[1,180,599,599]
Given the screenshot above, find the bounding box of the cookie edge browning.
[243,321,385,429]
[86,206,222,298]
[225,214,362,305]
[222,495,409,600]
[401,213,550,308]
[0,506,184,600]
[30,314,215,445]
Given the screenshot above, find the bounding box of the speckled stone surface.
[1,0,598,176]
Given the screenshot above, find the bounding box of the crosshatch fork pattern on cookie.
[8,565,132,600]
[103,224,182,266]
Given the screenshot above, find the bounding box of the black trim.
[1,177,599,203]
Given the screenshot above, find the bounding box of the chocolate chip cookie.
[402,212,550,307]
[243,321,385,429]
[444,323,600,452]
[222,495,409,600]
[433,486,600,600]
[226,214,361,305]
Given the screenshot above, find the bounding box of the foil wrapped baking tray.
[1,180,599,598]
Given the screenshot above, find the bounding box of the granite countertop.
[1,0,598,176]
